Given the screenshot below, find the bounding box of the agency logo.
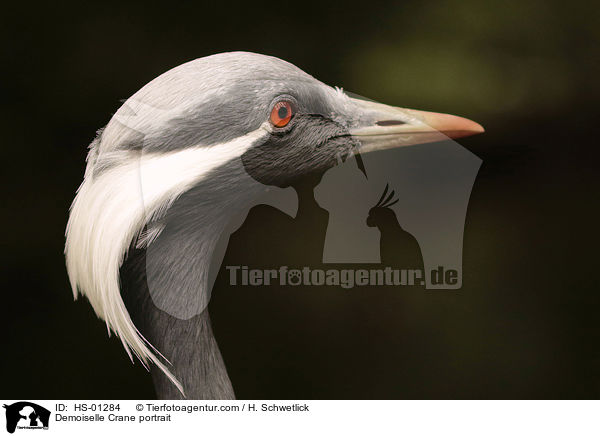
[3,402,50,434]
[113,93,481,320]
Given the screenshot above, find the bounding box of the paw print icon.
[287,270,302,286]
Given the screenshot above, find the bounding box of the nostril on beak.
[375,120,406,126]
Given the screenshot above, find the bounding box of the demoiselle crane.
[65,52,483,399]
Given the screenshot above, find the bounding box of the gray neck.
[119,159,277,399]
[149,309,235,400]
[120,247,235,400]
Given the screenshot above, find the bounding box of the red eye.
[269,101,293,127]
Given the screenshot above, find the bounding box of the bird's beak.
[348,98,484,153]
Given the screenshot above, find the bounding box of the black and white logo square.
[3,402,50,433]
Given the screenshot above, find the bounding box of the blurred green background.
[2,0,598,398]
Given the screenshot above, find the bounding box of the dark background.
[2,0,598,398]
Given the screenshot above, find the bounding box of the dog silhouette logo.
[3,402,50,433]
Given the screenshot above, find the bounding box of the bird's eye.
[269,101,294,128]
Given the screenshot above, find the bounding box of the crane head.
[65,52,483,394]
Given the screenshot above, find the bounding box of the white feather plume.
[65,122,269,395]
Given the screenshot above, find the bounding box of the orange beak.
[348,98,484,153]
